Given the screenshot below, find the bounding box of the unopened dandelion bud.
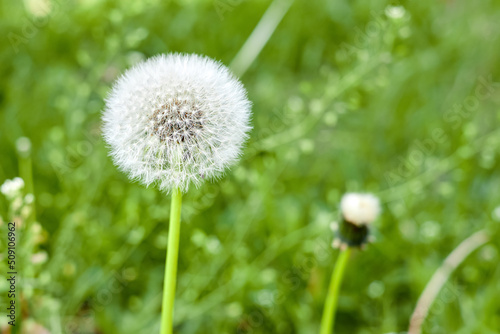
[332,193,381,249]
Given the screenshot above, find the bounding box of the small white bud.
[340,193,381,226]
[1,177,25,200]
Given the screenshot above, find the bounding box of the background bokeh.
[1,0,500,333]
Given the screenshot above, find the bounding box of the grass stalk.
[408,230,489,334]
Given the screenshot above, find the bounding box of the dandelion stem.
[320,247,351,334]
[161,188,182,334]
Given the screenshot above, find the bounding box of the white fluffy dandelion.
[102,53,252,334]
[340,193,381,226]
[102,53,252,193]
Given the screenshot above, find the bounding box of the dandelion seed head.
[102,53,252,192]
[340,193,381,226]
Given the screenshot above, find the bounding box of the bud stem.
[320,247,351,334]
[161,188,182,334]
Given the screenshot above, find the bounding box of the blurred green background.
[1,0,500,333]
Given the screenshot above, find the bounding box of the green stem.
[320,248,351,334]
[161,188,182,334]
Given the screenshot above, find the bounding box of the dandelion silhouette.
[102,53,252,334]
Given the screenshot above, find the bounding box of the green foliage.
[1,0,500,333]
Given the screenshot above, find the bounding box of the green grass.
[1,0,500,333]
